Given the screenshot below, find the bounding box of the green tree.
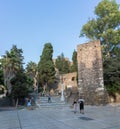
[103,56,120,95]
[26,61,38,92]
[11,70,33,105]
[80,0,120,58]
[38,43,56,92]
[0,62,4,85]
[55,53,70,74]
[26,61,37,78]
[1,45,24,94]
[70,50,78,72]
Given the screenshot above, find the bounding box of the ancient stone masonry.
[77,40,108,105]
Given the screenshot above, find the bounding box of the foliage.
[38,43,56,88]
[0,89,4,94]
[55,53,70,74]
[103,56,120,94]
[26,61,37,73]
[70,50,78,72]
[11,70,33,99]
[0,45,24,94]
[80,0,120,58]
[1,45,24,70]
[0,63,4,85]
[26,61,37,79]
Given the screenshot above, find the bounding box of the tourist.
[72,99,77,114]
[27,98,31,108]
[78,96,84,114]
[48,94,51,103]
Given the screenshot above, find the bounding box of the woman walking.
[72,99,77,114]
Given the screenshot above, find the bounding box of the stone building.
[58,72,78,103]
[61,72,77,89]
[77,40,107,105]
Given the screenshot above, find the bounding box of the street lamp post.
[60,75,64,101]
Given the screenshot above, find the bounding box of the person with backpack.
[78,96,84,114]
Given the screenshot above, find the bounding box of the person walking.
[27,98,32,110]
[72,99,77,114]
[48,94,51,103]
[78,96,84,114]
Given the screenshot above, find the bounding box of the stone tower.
[77,40,107,105]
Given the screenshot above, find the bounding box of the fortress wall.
[77,40,107,104]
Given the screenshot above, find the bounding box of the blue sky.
[0,0,120,67]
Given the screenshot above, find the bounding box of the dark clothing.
[79,101,84,110]
[78,98,84,114]
[48,96,51,103]
[73,100,77,105]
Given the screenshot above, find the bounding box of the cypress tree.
[38,43,56,92]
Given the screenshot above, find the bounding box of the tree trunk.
[15,98,18,108]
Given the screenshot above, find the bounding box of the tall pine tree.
[38,43,55,92]
[70,50,78,72]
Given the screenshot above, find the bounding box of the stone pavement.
[0,104,120,129]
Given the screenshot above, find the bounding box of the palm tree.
[26,61,38,90]
[1,45,24,94]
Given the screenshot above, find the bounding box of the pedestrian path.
[0,103,120,129]
[37,96,69,109]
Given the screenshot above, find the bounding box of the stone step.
[37,96,69,109]
[38,96,64,103]
[39,104,69,109]
[39,102,66,106]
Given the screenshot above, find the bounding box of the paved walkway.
[0,104,120,129]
